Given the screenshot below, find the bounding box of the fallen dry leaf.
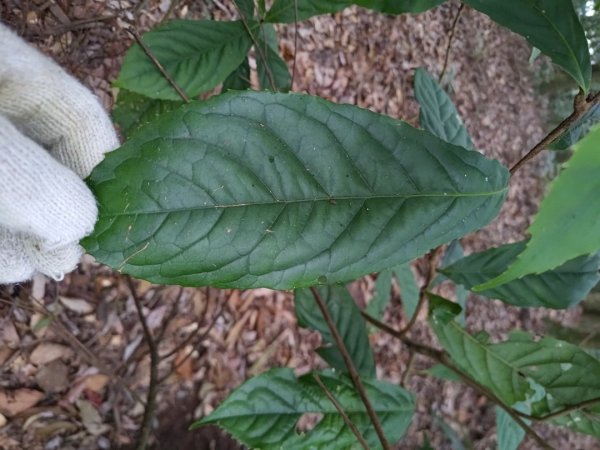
[35,360,70,393]
[30,343,73,366]
[0,319,20,348]
[0,389,44,417]
[58,296,95,315]
[77,399,109,436]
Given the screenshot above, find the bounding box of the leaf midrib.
[102,189,508,217]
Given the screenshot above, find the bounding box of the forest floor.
[0,0,596,449]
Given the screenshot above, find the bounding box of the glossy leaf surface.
[193,368,415,449]
[442,240,600,309]
[464,0,591,91]
[85,91,508,289]
[115,20,255,100]
[477,125,600,290]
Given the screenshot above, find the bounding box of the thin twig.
[397,247,444,337]
[310,287,390,450]
[125,28,190,103]
[510,90,600,174]
[127,277,160,450]
[313,374,371,450]
[158,303,224,383]
[400,351,415,387]
[526,397,600,422]
[234,3,277,90]
[361,312,554,450]
[438,3,464,84]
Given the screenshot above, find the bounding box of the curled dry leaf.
[0,389,44,417]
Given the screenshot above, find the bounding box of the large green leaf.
[222,58,251,91]
[495,407,526,450]
[441,241,600,309]
[551,404,600,439]
[265,0,350,23]
[414,67,474,150]
[395,263,420,319]
[365,269,393,320]
[256,24,292,92]
[353,0,445,14]
[429,295,600,420]
[295,286,376,377]
[112,90,183,138]
[115,20,255,100]
[550,103,600,150]
[476,125,600,291]
[193,368,415,449]
[84,91,509,289]
[463,0,591,92]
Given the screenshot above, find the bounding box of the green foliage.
[84,91,508,289]
[115,20,255,100]
[551,103,600,150]
[256,24,292,91]
[193,368,415,449]
[265,0,350,23]
[394,263,420,319]
[295,286,376,377]
[477,125,600,290]
[463,0,591,91]
[353,0,445,14]
[366,268,393,320]
[413,67,474,150]
[112,90,183,138]
[441,240,600,309]
[429,295,600,428]
[222,58,251,91]
[495,406,526,450]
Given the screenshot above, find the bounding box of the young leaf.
[463,0,591,92]
[295,286,376,377]
[441,240,600,309]
[112,90,183,138]
[353,0,445,15]
[550,103,600,150]
[235,0,255,18]
[476,125,600,291]
[84,91,509,290]
[365,269,393,319]
[429,295,600,419]
[193,368,415,449]
[495,406,526,450]
[395,263,420,319]
[115,20,256,100]
[413,67,474,150]
[265,0,350,23]
[256,24,292,92]
[222,58,251,91]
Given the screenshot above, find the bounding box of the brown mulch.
[0,1,596,449]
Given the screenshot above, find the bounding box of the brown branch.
[361,312,555,450]
[127,277,160,450]
[125,28,190,103]
[438,3,464,84]
[310,287,390,450]
[313,374,371,450]
[510,90,600,174]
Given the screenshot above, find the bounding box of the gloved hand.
[0,24,118,283]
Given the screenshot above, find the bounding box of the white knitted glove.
[0,24,118,283]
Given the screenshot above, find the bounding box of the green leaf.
[395,263,419,319]
[414,67,474,150]
[551,404,600,439]
[353,0,445,14]
[265,0,350,23]
[495,407,526,450]
[425,363,461,382]
[366,269,393,319]
[84,91,509,289]
[222,58,251,91]
[550,103,600,150]
[295,286,376,377]
[112,90,183,138]
[434,416,466,450]
[476,125,600,291]
[429,296,600,419]
[115,20,255,100]
[442,241,600,309]
[193,368,415,449]
[235,0,255,18]
[256,24,291,91]
[463,0,591,92]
